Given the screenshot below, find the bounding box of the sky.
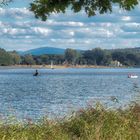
[0,0,140,51]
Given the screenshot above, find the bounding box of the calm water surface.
[0,68,140,121]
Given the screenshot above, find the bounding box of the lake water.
[0,68,140,121]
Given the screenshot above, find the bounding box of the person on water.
[34,69,39,76]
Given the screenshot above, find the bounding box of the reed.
[0,103,139,140]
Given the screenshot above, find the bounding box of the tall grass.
[0,103,140,140]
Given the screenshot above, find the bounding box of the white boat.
[51,60,54,69]
[128,74,138,79]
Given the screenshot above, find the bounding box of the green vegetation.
[0,103,139,140]
[0,48,13,66]
[1,47,140,67]
[1,0,139,21]
[30,0,139,21]
[64,48,78,64]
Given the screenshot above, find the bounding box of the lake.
[0,68,140,121]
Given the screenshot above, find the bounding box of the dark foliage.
[1,47,140,66]
[30,0,139,21]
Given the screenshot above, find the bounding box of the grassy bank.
[0,104,140,140]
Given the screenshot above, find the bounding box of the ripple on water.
[0,68,140,121]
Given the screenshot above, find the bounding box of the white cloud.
[2,28,26,35]
[69,31,75,36]
[0,7,32,19]
[121,16,131,21]
[31,27,52,36]
[0,2,140,50]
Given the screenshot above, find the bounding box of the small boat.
[128,74,138,79]
[51,60,54,69]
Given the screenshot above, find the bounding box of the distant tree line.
[0,47,140,67]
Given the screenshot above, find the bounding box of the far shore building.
[109,60,123,67]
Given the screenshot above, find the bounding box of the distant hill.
[109,47,140,53]
[19,47,65,55]
[18,47,140,56]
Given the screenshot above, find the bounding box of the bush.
[0,104,139,140]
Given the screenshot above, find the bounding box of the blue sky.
[0,0,140,51]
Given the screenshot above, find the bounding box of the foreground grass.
[0,104,140,140]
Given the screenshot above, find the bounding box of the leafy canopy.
[0,0,139,21]
[30,0,139,21]
[0,0,12,6]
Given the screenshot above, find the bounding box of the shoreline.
[0,65,129,69]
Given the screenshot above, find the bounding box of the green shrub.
[0,104,139,140]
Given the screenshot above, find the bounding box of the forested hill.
[0,47,140,66]
[109,47,140,54]
[20,47,140,56]
[19,47,65,55]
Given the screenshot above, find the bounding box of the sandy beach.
[0,65,126,69]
